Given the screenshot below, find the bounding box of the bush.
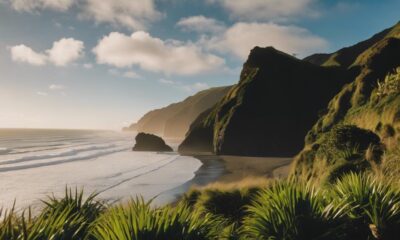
[325,125,381,152]
[330,173,400,239]
[90,198,222,240]
[193,188,258,224]
[242,180,346,240]
[376,67,400,99]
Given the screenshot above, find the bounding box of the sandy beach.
[191,154,293,185]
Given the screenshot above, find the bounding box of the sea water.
[0,129,202,211]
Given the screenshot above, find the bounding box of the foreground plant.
[0,188,104,240]
[330,173,400,239]
[243,180,346,240]
[90,198,222,240]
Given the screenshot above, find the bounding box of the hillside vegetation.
[179,47,352,156]
[3,173,400,239]
[292,22,400,184]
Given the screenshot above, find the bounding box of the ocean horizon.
[0,128,202,211]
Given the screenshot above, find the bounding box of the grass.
[2,173,400,239]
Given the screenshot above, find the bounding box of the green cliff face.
[124,86,231,139]
[179,47,352,156]
[292,22,400,183]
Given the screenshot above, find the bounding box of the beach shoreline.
[169,153,291,187]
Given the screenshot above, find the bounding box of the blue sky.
[0,0,399,130]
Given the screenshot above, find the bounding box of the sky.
[0,0,399,130]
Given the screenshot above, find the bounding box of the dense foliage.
[2,173,400,240]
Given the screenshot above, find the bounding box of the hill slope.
[292,22,400,183]
[124,86,231,139]
[179,47,352,156]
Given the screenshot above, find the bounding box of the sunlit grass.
[2,174,400,239]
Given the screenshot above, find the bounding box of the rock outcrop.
[132,133,173,152]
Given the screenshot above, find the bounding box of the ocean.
[0,129,202,211]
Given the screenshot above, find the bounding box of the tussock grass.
[90,198,221,240]
[2,174,400,239]
[242,179,346,240]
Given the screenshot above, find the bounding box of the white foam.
[0,151,201,211]
[0,131,202,211]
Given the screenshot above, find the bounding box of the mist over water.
[0,129,202,211]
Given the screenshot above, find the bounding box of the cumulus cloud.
[177,15,226,33]
[10,0,74,12]
[209,0,318,21]
[82,0,162,30]
[203,22,328,59]
[46,38,84,66]
[8,0,161,30]
[10,45,47,66]
[93,31,225,75]
[10,38,84,66]
[49,84,66,90]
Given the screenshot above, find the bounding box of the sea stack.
[132,132,173,152]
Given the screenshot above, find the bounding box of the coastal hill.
[179,47,353,156]
[123,86,231,139]
[292,22,400,183]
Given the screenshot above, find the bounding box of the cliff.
[179,47,352,156]
[124,86,231,139]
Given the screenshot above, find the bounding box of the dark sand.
[214,155,293,183]
[160,154,293,204]
[189,154,293,184]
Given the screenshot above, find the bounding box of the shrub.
[242,180,346,240]
[376,67,400,99]
[193,188,257,224]
[330,173,400,239]
[325,125,381,152]
[90,198,222,240]
[0,203,27,240]
[26,188,104,240]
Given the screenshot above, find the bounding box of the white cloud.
[93,31,225,75]
[8,0,161,30]
[177,15,226,33]
[82,0,162,30]
[46,38,84,66]
[10,38,84,67]
[49,84,66,90]
[10,45,47,66]
[203,22,328,59]
[209,0,317,21]
[10,0,74,12]
[123,71,141,79]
